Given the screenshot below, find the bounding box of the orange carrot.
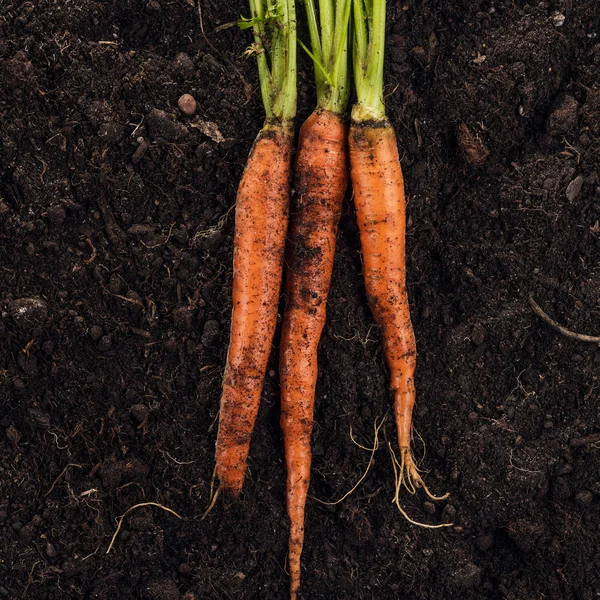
[212,0,297,500]
[350,0,449,521]
[279,2,351,595]
[280,108,348,599]
[216,124,294,496]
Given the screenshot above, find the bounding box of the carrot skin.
[348,120,419,476]
[216,123,294,497]
[280,109,348,600]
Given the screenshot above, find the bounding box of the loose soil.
[1,1,599,599]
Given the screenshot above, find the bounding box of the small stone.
[178,94,197,116]
[147,108,188,142]
[566,176,584,202]
[45,205,66,225]
[550,11,565,27]
[98,334,112,352]
[547,94,579,135]
[6,425,21,445]
[90,325,104,341]
[543,420,553,429]
[201,320,220,348]
[46,542,57,557]
[9,297,49,330]
[12,521,23,531]
[575,491,593,505]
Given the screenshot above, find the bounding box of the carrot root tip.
[389,442,451,528]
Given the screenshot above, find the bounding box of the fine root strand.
[388,443,452,529]
[530,295,600,344]
[313,416,385,506]
[201,466,220,520]
[106,502,183,554]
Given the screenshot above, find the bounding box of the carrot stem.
[303,0,351,114]
[249,0,297,122]
[352,0,385,120]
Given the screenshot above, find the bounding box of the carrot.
[279,2,350,597]
[350,0,450,523]
[213,0,297,499]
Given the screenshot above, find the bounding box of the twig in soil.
[84,238,97,264]
[106,502,183,554]
[312,417,384,506]
[45,463,83,496]
[530,296,600,344]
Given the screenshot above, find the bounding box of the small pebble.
[178,94,197,116]
[550,11,565,27]
[46,542,57,557]
[9,297,49,330]
[566,176,584,202]
[543,420,553,429]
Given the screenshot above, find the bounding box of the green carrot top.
[248,0,297,123]
[352,0,386,121]
[303,0,351,115]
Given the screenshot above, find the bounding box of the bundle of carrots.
[208,0,450,597]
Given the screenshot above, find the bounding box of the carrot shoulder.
[216,124,293,497]
[280,108,347,599]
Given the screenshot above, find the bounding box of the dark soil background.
[1,0,599,598]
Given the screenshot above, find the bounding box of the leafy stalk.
[249,0,297,123]
[304,0,351,115]
[352,0,386,121]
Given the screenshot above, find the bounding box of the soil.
[1,1,599,598]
